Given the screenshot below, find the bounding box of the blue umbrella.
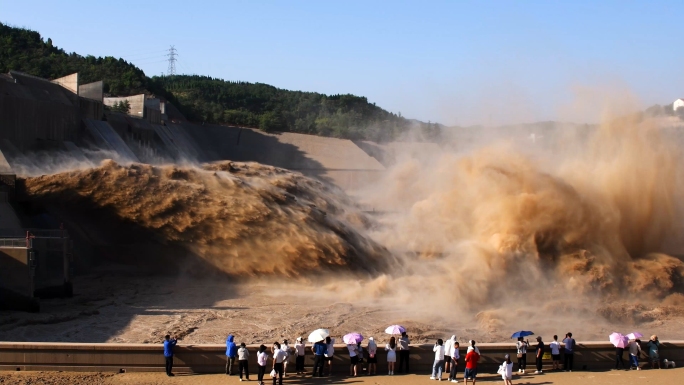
[511,331,534,339]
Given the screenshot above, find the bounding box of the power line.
[166,45,177,76]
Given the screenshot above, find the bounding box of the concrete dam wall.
[1,341,682,374]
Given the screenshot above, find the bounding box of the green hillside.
[153,75,414,140]
[0,23,147,95]
[0,22,438,141]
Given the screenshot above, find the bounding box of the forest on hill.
[0,22,441,142]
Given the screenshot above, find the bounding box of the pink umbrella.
[626,332,643,340]
[343,333,364,344]
[609,332,629,348]
[385,325,406,335]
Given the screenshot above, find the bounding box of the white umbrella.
[308,328,330,343]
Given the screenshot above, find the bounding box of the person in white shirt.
[294,337,306,374]
[444,335,456,375]
[271,342,286,385]
[348,342,359,376]
[497,354,514,385]
[449,341,460,383]
[549,335,561,370]
[431,338,446,380]
[280,339,291,377]
[325,336,335,376]
[257,345,269,385]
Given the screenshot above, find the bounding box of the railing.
[0,238,29,248]
[0,229,69,239]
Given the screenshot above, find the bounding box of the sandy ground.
[1,369,682,385]
[2,265,684,345]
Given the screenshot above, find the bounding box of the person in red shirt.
[464,340,481,385]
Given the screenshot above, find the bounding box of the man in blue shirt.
[163,335,178,376]
[225,334,237,375]
[312,340,327,377]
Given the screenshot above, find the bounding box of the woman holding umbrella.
[626,332,643,370]
[385,325,407,374]
[609,332,628,370]
[343,333,363,377]
[516,337,529,373]
[512,333,531,374]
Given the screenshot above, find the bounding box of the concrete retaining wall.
[0,74,80,150]
[104,95,145,118]
[78,81,103,102]
[51,73,78,95]
[1,341,682,373]
[183,124,385,192]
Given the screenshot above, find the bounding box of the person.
[549,335,561,371]
[464,340,480,385]
[646,335,661,369]
[356,342,365,373]
[386,336,397,375]
[226,334,237,375]
[281,339,291,377]
[325,336,336,376]
[398,331,410,374]
[449,341,460,383]
[163,335,177,377]
[295,337,306,374]
[615,344,625,370]
[497,354,514,385]
[534,336,544,374]
[516,337,529,373]
[445,335,456,376]
[628,338,642,370]
[347,340,359,376]
[257,344,268,385]
[562,332,575,372]
[431,338,446,380]
[312,339,327,377]
[367,337,378,375]
[272,341,286,385]
[238,342,250,381]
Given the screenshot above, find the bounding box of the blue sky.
[2,0,683,125]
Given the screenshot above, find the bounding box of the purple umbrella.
[626,332,643,340]
[609,332,629,348]
[343,333,364,344]
[385,325,406,335]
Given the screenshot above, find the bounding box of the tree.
[259,111,283,131]
[111,100,131,114]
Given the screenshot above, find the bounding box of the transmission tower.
[166,45,177,76]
